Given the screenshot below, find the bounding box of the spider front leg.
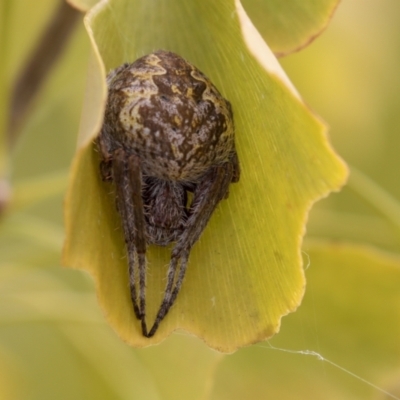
[147,162,235,337]
[111,148,148,336]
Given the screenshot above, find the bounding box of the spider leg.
[147,162,234,337]
[127,154,148,336]
[112,148,148,336]
[96,130,114,182]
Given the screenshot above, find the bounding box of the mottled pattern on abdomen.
[103,51,235,181]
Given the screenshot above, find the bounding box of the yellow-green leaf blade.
[241,0,340,56]
[63,0,347,352]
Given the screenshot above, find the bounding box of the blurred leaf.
[209,241,400,399]
[306,166,400,251]
[59,325,161,400]
[63,0,347,351]
[1,212,63,250]
[63,330,221,400]
[0,261,221,400]
[10,169,68,212]
[0,8,105,397]
[67,0,100,12]
[0,211,64,268]
[0,1,10,180]
[347,166,400,234]
[279,0,400,257]
[0,345,21,400]
[134,334,222,400]
[241,0,340,56]
[307,208,399,249]
[0,323,119,399]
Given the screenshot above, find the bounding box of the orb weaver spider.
[97,50,240,337]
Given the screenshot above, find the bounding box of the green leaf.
[133,334,222,400]
[0,345,20,400]
[10,170,68,212]
[63,0,347,351]
[1,264,220,399]
[241,0,340,56]
[209,242,400,399]
[279,0,400,255]
[67,0,100,13]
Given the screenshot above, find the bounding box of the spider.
[96,50,240,337]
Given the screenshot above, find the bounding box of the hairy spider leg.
[127,154,148,336]
[112,149,148,336]
[147,162,234,337]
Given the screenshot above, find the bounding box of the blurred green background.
[281,0,400,253]
[1,0,400,399]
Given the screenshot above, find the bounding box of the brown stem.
[8,1,81,144]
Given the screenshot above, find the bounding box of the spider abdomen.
[103,50,236,181]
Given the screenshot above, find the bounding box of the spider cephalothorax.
[97,50,240,337]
